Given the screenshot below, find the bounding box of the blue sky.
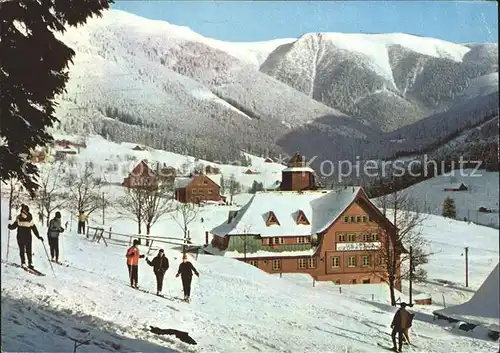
[113,1,498,44]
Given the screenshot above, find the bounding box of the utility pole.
[409,246,413,304]
[102,192,105,225]
[465,246,469,287]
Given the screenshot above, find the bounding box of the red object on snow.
[111,343,121,350]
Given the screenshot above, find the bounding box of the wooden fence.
[84,226,204,257]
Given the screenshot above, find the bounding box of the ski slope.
[1,197,499,353]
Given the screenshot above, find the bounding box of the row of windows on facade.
[191,188,215,194]
[247,255,376,271]
[265,232,379,245]
[337,232,379,242]
[342,215,371,223]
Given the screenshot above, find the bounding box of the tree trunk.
[8,187,13,220]
[389,275,397,306]
[146,223,151,246]
[137,219,142,235]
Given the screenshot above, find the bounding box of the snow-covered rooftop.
[433,263,499,332]
[211,187,361,237]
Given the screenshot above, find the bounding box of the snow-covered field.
[2,135,499,352]
[386,169,499,228]
[1,196,498,353]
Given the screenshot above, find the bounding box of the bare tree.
[373,189,429,306]
[115,187,147,234]
[142,183,174,245]
[64,162,103,217]
[225,174,241,204]
[7,178,23,220]
[171,202,199,242]
[35,162,68,226]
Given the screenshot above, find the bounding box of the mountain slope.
[55,10,355,163]
[52,9,498,165]
[261,33,498,131]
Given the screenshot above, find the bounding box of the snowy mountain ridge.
[53,9,498,165]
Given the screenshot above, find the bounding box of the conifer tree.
[0,0,112,195]
[442,197,457,218]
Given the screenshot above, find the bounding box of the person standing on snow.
[146,249,169,296]
[8,204,43,269]
[77,211,88,234]
[175,253,199,302]
[390,302,412,352]
[126,239,145,288]
[47,211,65,263]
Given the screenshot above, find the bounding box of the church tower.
[279,152,317,191]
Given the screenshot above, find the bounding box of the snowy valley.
[1,135,499,353]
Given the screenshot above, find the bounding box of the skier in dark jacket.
[175,253,199,302]
[8,204,43,269]
[47,211,65,262]
[146,249,169,296]
[390,302,412,352]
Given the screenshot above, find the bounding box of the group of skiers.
[126,239,200,302]
[8,205,200,302]
[7,204,64,268]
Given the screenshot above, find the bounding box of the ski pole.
[41,240,55,275]
[6,228,11,262]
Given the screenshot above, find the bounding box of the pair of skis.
[2,262,46,276]
[129,285,188,303]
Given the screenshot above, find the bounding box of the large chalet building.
[208,153,402,288]
[174,174,222,204]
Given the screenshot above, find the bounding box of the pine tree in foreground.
[0,0,112,195]
[442,197,457,218]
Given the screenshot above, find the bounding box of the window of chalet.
[338,233,346,242]
[362,279,370,284]
[272,259,281,271]
[307,257,317,269]
[331,256,340,268]
[248,260,258,267]
[347,233,356,242]
[343,216,349,223]
[348,256,357,267]
[271,237,284,245]
[208,188,213,194]
[362,215,369,223]
[356,216,362,223]
[349,216,355,223]
[351,279,357,284]
[362,255,371,267]
[371,233,379,242]
[363,234,371,242]
[296,211,310,225]
[266,211,280,226]
[297,236,308,244]
[298,258,307,269]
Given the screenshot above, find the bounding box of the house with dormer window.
[208,152,402,288]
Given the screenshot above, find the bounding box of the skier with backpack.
[126,239,145,288]
[175,253,199,302]
[47,211,65,263]
[390,302,413,352]
[146,249,169,296]
[7,204,43,269]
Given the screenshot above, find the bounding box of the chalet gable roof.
[211,188,363,237]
